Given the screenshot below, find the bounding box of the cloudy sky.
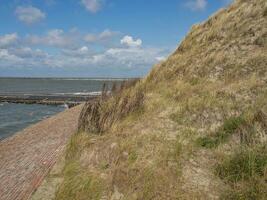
[0,0,232,77]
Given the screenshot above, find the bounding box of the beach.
[0,104,83,200]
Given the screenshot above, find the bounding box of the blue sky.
[0,0,232,77]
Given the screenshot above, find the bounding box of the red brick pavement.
[0,105,83,200]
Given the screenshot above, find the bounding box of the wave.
[53,91,102,96]
[74,91,102,95]
[46,78,130,81]
[0,91,102,96]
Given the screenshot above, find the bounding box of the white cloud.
[155,56,166,61]
[80,46,89,52]
[27,29,118,48]
[90,47,168,69]
[26,29,78,48]
[0,33,18,48]
[99,29,117,40]
[0,30,172,77]
[0,49,12,59]
[59,46,164,69]
[9,47,47,58]
[81,0,103,13]
[186,0,207,11]
[0,49,23,63]
[15,6,46,25]
[84,34,96,42]
[84,29,118,43]
[62,46,91,57]
[120,35,142,48]
[0,44,169,76]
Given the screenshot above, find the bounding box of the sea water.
[0,78,124,140]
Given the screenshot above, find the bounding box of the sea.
[0,78,125,140]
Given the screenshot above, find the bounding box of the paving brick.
[0,105,82,200]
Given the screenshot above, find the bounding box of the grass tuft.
[78,82,145,134]
[197,116,245,148]
[263,6,267,16]
[65,132,90,161]
[56,162,103,200]
[215,146,267,199]
[55,133,104,200]
[220,178,267,200]
[128,151,138,164]
[222,116,245,135]
[215,147,267,182]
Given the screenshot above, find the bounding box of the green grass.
[263,7,267,16]
[56,162,104,200]
[128,150,138,164]
[141,167,157,200]
[220,178,267,200]
[215,146,267,200]
[99,161,110,170]
[65,132,90,161]
[196,131,226,148]
[215,147,267,182]
[55,133,104,200]
[196,116,245,148]
[173,139,182,162]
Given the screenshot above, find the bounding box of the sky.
[0,0,232,78]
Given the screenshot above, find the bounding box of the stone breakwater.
[0,94,99,108]
[0,104,83,200]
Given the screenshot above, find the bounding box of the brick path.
[0,105,83,200]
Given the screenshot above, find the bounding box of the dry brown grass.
[56,0,267,199]
[78,80,145,134]
[146,0,267,83]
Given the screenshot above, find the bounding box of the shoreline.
[0,104,83,200]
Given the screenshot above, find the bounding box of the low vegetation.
[196,116,246,148]
[78,80,145,134]
[56,133,104,200]
[56,162,104,200]
[216,146,267,200]
[56,0,267,199]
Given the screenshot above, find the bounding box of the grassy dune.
[56,0,267,199]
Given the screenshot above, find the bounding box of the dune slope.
[56,0,267,199]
